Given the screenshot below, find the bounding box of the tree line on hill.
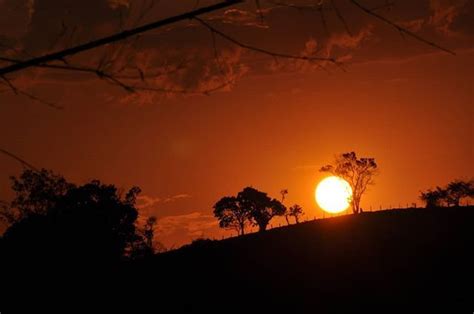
[1,153,472,265]
[213,187,304,236]
[419,179,473,208]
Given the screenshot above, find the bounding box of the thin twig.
[0,148,38,171]
[0,77,63,109]
[194,17,336,63]
[350,0,455,55]
[0,0,243,76]
[330,0,352,37]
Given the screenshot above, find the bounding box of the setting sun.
[315,176,353,214]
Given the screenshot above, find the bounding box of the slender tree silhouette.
[320,152,378,214]
[288,204,304,224]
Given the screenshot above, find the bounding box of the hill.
[2,207,473,311]
[127,207,474,311]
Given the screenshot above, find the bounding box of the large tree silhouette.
[3,169,75,223]
[320,152,378,214]
[214,187,286,234]
[214,196,249,235]
[238,187,286,232]
[2,169,154,265]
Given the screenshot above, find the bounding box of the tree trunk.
[240,223,245,236]
[353,197,361,214]
[285,215,290,225]
[295,216,299,224]
[258,223,267,232]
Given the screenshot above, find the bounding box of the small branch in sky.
[194,17,336,63]
[0,148,38,171]
[330,0,353,37]
[0,75,63,109]
[0,0,243,76]
[350,0,455,55]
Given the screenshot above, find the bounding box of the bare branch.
[0,75,63,109]
[194,17,336,63]
[330,0,353,37]
[0,56,134,93]
[0,0,243,76]
[266,1,331,12]
[350,0,455,55]
[0,148,38,171]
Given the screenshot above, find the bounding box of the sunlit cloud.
[157,211,219,239]
[137,193,191,209]
[429,0,469,36]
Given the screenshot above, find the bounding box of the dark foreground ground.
[3,207,474,312]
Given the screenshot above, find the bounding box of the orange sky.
[1,0,473,247]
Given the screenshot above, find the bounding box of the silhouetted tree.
[288,204,304,224]
[2,173,151,264]
[238,187,286,232]
[214,196,249,235]
[419,189,445,208]
[1,169,75,224]
[320,152,378,214]
[280,189,290,225]
[143,216,157,249]
[129,215,161,259]
[420,180,474,208]
[445,180,474,207]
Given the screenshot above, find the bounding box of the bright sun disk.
[315,176,352,214]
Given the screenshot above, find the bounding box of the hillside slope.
[129,207,474,311]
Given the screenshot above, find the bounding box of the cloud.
[164,194,191,202]
[116,46,249,105]
[157,211,218,239]
[136,195,161,209]
[324,25,374,59]
[208,8,269,29]
[267,25,373,73]
[399,18,425,33]
[428,0,469,36]
[137,193,191,209]
[108,0,130,10]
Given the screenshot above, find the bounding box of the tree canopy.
[320,152,378,214]
[2,169,155,266]
[420,179,473,208]
[214,186,286,234]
